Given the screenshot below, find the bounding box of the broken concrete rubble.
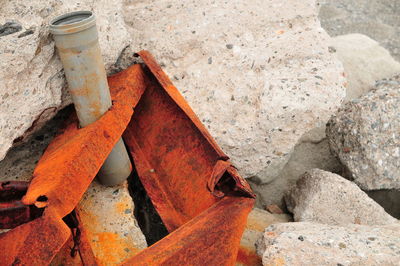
[0,0,346,185]
[329,34,400,101]
[327,77,400,190]
[76,180,147,264]
[0,0,131,160]
[249,32,400,210]
[257,222,400,266]
[123,0,345,184]
[285,169,397,226]
[319,0,400,62]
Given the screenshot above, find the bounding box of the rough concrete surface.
[319,0,400,61]
[77,180,147,264]
[330,33,400,101]
[327,76,400,190]
[253,31,400,209]
[123,0,346,183]
[254,32,400,208]
[0,107,71,182]
[285,169,397,226]
[0,0,131,160]
[257,222,400,266]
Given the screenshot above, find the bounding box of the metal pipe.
[49,11,132,186]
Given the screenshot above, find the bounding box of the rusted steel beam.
[0,64,147,264]
[22,64,146,218]
[122,197,254,266]
[123,51,255,232]
[0,210,70,265]
[0,51,255,265]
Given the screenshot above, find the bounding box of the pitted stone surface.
[327,76,400,190]
[256,222,400,266]
[0,0,131,160]
[77,180,147,264]
[285,169,397,226]
[123,0,346,183]
[250,33,400,208]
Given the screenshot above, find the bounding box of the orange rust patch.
[273,257,285,266]
[115,201,129,215]
[246,217,271,232]
[236,246,262,266]
[266,231,277,238]
[90,232,140,265]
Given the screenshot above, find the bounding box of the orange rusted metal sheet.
[124,51,254,232]
[0,51,255,265]
[0,64,146,265]
[122,197,253,266]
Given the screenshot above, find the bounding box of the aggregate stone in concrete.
[0,0,131,160]
[123,0,346,183]
[327,76,400,190]
[256,222,400,266]
[285,169,397,226]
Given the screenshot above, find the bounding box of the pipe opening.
[49,11,95,35]
[51,11,92,26]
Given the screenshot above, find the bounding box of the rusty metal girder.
[0,51,255,265]
[0,63,146,265]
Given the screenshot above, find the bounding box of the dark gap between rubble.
[126,157,169,246]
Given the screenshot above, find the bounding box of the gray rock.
[0,0,131,160]
[0,21,22,37]
[256,222,400,266]
[285,169,397,226]
[330,34,400,101]
[327,76,400,190]
[123,0,346,183]
[254,33,400,208]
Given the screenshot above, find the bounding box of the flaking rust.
[0,51,255,266]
